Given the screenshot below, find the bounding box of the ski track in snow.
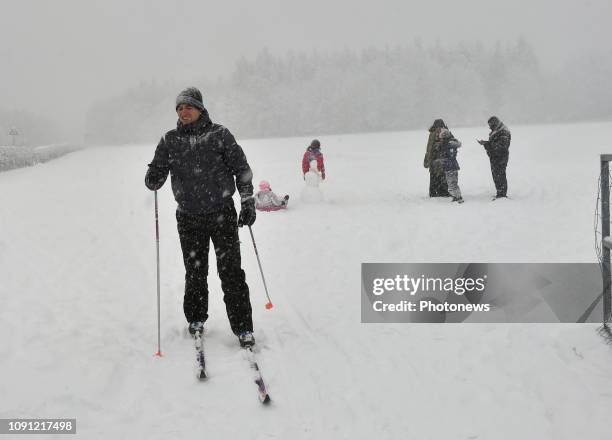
[1,122,612,439]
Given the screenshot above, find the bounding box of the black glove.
[238,198,256,227]
[145,165,168,191]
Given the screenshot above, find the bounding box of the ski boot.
[188,321,205,336]
[238,331,256,348]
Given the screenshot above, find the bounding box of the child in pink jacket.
[302,139,325,180]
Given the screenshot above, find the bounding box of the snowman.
[300,160,324,203]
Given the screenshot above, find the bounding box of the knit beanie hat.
[176,87,205,112]
[259,180,271,191]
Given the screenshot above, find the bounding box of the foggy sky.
[1,0,611,135]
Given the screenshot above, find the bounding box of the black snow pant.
[429,163,449,197]
[176,204,253,335]
[489,152,509,197]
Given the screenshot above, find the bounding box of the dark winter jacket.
[482,118,511,159]
[436,130,461,172]
[424,119,448,168]
[145,110,254,214]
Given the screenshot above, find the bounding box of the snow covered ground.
[1,121,611,439]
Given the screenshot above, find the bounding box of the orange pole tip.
[265,302,274,310]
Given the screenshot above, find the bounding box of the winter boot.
[238,331,256,348]
[188,321,205,336]
[452,196,464,203]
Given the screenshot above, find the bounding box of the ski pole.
[154,191,163,357]
[248,226,274,309]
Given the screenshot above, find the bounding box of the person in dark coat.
[424,119,450,197]
[436,128,464,203]
[478,116,511,199]
[145,87,257,348]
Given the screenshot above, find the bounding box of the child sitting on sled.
[254,180,289,211]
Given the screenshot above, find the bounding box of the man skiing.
[478,116,511,199]
[144,87,257,348]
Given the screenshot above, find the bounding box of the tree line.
[85,39,612,144]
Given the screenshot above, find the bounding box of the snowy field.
[1,121,612,439]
